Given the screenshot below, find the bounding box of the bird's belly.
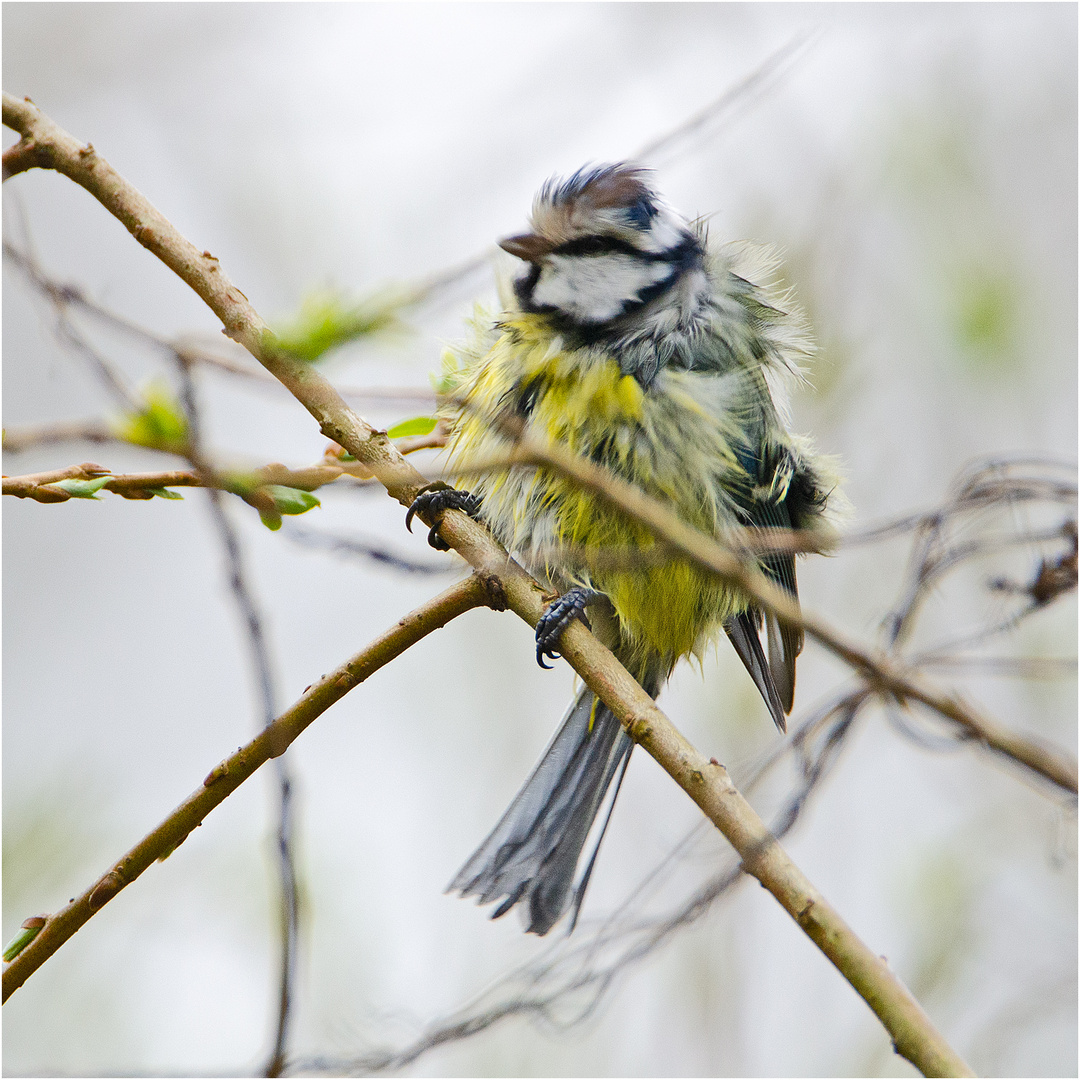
[478,451,743,671]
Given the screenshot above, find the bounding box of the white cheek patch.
[532,254,673,324]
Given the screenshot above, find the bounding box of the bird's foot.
[535,588,603,668]
[405,483,482,551]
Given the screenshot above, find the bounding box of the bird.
[407,163,840,935]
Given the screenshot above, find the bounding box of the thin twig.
[283,523,453,575]
[635,31,818,165]
[291,689,872,1076]
[3,463,330,501]
[1,418,116,452]
[4,239,437,405]
[172,354,297,1078]
[459,428,1078,796]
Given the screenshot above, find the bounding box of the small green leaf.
[264,485,321,516]
[3,923,43,962]
[386,416,438,439]
[259,508,283,531]
[147,487,184,500]
[273,286,412,364]
[45,476,112,499]
[113,381,188,453]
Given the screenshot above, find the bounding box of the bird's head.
[500,164,704,338]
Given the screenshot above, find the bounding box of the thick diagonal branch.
[1,574,489,1002]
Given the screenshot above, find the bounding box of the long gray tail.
[448,687,632,935]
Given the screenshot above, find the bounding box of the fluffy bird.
[409,164,839,935]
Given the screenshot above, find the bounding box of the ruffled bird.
[409,164,841,935]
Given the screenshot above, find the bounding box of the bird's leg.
[405,482,482,551]
[535,588,605,669]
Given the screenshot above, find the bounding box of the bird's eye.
[577,237,608,254]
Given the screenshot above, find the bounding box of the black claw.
[406,484,482,551]
[535,588,600,669]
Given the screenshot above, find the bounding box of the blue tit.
[409,164,840,935]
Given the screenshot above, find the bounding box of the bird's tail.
[448,686,633,935]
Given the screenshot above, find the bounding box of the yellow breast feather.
[441,312,755,675]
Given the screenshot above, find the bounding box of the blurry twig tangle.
[634,28,818,166]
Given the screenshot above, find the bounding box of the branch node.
[88,871,125,911]
[476,570,508,612]
[203,761,230,787]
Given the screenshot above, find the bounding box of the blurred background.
[3,3,1076,1076]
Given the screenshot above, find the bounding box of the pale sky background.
[3,4,1076,1076]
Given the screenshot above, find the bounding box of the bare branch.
[2,418,117,451]
[170,351,296,1077]
[292,689,872,1076]
[283,523,453,575]
[0,574,491,1003]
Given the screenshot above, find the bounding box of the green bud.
[44,476,111,499]
[3,917,46,962]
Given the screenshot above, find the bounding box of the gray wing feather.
[745,464,804,717]
[448,687,632,935]
[765,610,801,714]
[725,611,787,732]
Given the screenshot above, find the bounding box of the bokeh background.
[3,3,1076,1076]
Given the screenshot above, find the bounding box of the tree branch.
[468,433,1077,796]
[1,418,116,452]
[3,463,197,500]
[2,93,977,1077]
[1,573,490,1003]
[171,351,297,1078]
[0,449,437,502]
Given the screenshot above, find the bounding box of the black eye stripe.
[550,235,637,258]
[549,234,702,265]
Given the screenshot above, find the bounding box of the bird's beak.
[498,233,554,263]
